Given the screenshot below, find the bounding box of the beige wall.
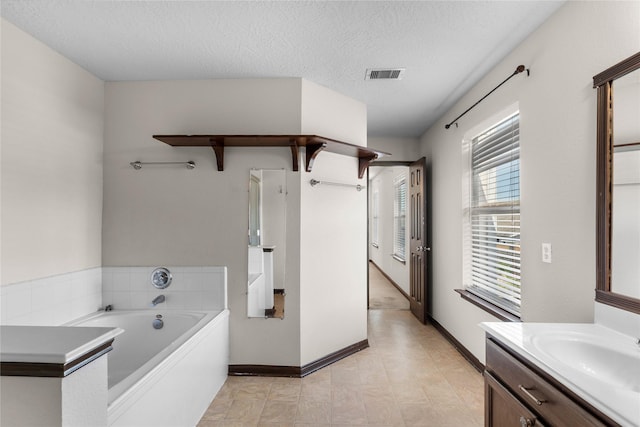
[103,78,368,366]
[1,19,104,286]
[419,1,640,362]
[368,136,420,162]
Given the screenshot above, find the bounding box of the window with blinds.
[468,112,521,316]
[393,177,407,262]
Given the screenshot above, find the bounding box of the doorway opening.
[368,159,429,322]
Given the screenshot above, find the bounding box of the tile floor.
[198,269,484,427]
[367,262,410,310]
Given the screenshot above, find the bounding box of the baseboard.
[368,260,410,301]
[428,315,484,373]
[228,339,369,378]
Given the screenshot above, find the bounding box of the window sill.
[454,289,520,322]
[392,254,406,264]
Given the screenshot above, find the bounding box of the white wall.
[368,136,420,162]
[1,19,104,286]
[419,1,640,363]
[299,80,369,365]
[300,153,368,365]
[368,166,410,295]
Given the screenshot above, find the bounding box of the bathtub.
[70,309,229,427]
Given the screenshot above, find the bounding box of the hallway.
[368,262,410,310]
[198,269,484,426]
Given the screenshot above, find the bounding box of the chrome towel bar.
[309,179,365,191]
[130,161,195,170]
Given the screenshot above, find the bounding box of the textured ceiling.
[0,1,564,137]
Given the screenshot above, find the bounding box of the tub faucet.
[151,295,166,307]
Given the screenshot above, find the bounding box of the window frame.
[461,110,521,319]
[393,175,407,263]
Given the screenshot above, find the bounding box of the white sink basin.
[530,331,640,392]
[480,322,640,427]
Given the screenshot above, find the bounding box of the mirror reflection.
[247,169,287,318]
[611,69,640,299]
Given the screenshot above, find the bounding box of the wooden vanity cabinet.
[484,337,618,427]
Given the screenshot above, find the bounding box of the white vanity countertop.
[1,325,123,364]
[481,322,640,427]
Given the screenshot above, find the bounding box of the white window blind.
[468,112,521,316]
[393,177,407,261]
[372,189,379,246]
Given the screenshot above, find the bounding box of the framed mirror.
[594,51,640,314]
[247,169,287,318]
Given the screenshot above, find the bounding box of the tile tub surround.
[102,266,228,311]
[0,268,102,326]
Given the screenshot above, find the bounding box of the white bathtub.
[70,309,229,426]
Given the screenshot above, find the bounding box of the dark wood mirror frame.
[594,51,640,314]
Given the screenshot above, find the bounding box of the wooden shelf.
[152,134,389,178]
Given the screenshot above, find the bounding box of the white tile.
[163,291,188,309]
[131,291,155,309]
[112,271,131,291]
[31,280,58,312]
[179,273,203,292]
[181,292,204,310]
[4,285,32,320]
[102,290,114,307]
[111,291,132,310]
[201,291,225,310]
[6,313,33,326]
[130,271,150,291]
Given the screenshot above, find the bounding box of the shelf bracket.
[210,138,224,171]
[358,153,379,179]
[305,142,327,173]
[289,139,299,172]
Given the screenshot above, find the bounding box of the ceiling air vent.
[365,68,405,80]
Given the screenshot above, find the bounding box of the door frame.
[366,159,430,321]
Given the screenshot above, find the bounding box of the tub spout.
[151,295,166,307]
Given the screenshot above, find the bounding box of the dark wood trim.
[369,160,413,167]
[428,315,484,373]
[358,154,378,179]
[594,51,640,315]
[153,134,390,178]
[0,340,113,378]
[210,138,224,171]
[228,339,369,378]
[305,142,327,173]
[455,289,521,323]
[593,51,640,87]
[596,289,640,315]
[289,140,299,172]
[368,260,410,301]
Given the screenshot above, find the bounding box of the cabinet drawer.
[485,371,544,427]
[486,339,608,427]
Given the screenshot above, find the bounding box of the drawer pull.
[519,416,536,427]
[518,385,546,406]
